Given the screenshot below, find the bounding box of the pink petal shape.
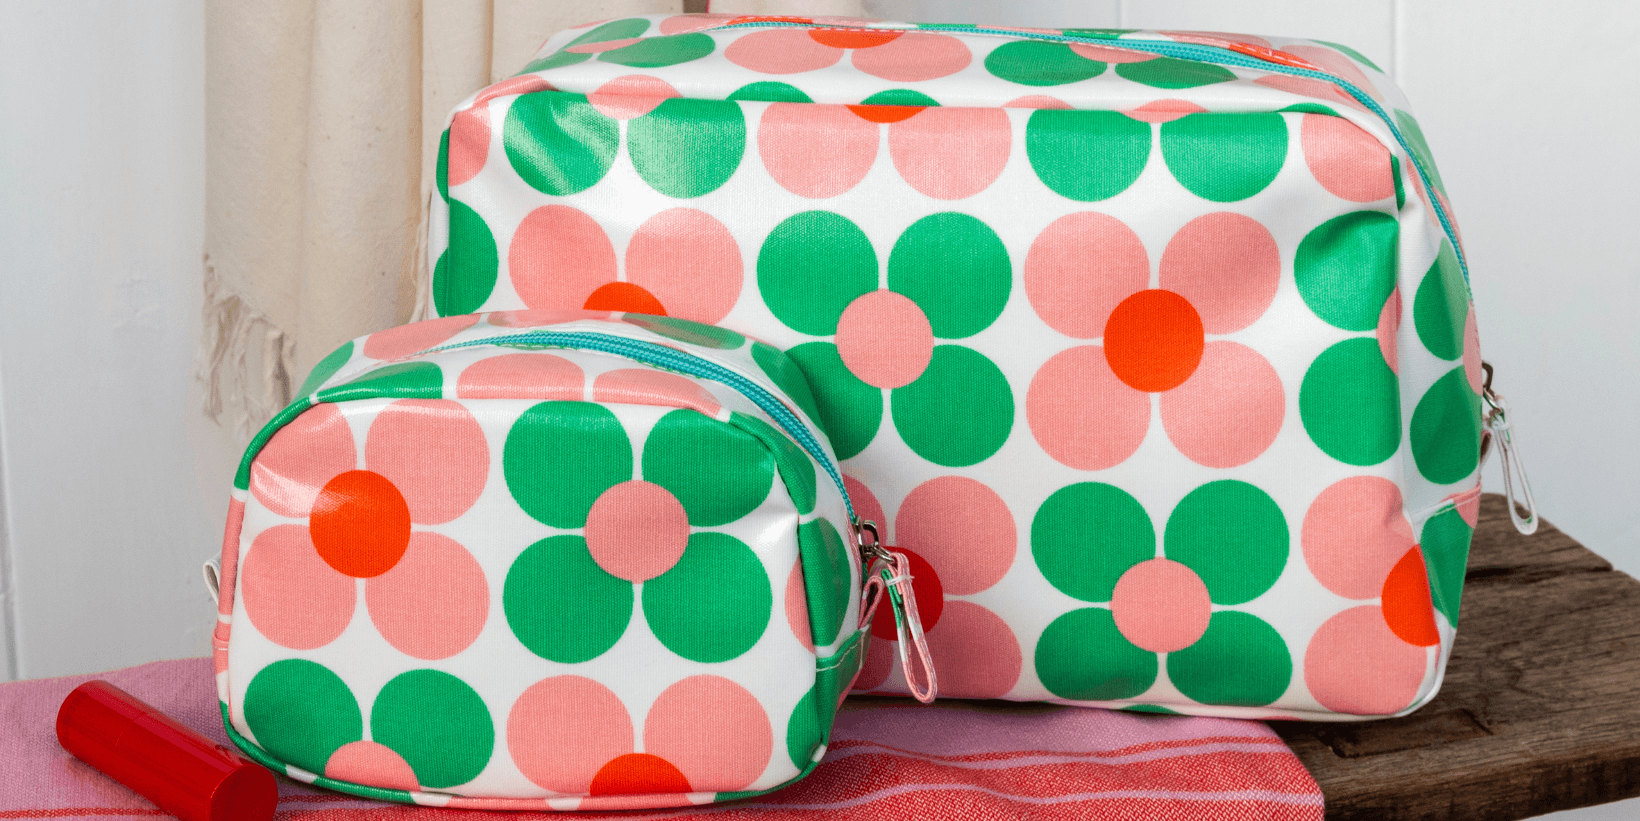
[920,602,1022,699]
[456,352,585,401]
[1302,113,1395,203]
[1302,476,1416,600]
[365,399,488,525]
[588,74,680,120]
[591,368,722,417]
[1070,42,1156,63]
[365,532,488,659]
[1305,606,1427,715]
[836,290,933,389]
[510,205,617,310]
[1111,559,1211,653]
[363,314,480,361]
[894,476,1016,595]
[239,524,355,650]
[1159,212,1280,334]
[508,676,634,793]
[1028,346,1150,471]
[1379,288,1402,374]
[249,402,357,519]
[851,32,971,82]
[888,107,1011,200]
[584,481,690,582]
[1123,99,1208,123]
[625,208,743,323]
[725,29,843,74]
[758,103,879,199]
[644,676,773,792]
[326,741,419,791]
[1160,341,1284,469]
[1025,212,1149,339]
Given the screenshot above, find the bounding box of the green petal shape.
[797,518,851,647]
[568,18,651,47]
[296,341,353,398]
[730,412,817,516]
[1299,338,1402,466]
[1164,481,1288,605]
[598,33,715,68]
[786,342,882,461]
[752,341,825,426]
[1036,608,1157,700]
[1394,109,1445,194]
[318,362,443,403]
[504,93,618,196]
[887,213,1011,339]
[1420,506,1474,624]
[891,345,1013,467]
[520,50,591,74]
[504,401,632,527]
[729,82,813,103]
[1316,40,1384,73]
[371,670,493,789]
[984,41,1105,86]
[758,211,878,336]
[786,686,823,770]
[643,532,772,663]
[644,409,777,526]
[860,89,940,107]
[1392,155,1406,209]
[1167,612,1291,706]
[1033,483,1155,602]
[1116,57,1235,89]
[1294,211,1400,331]
[1161,113,1288,202]
[1413,241,1468,361]
[1027,109,1151,202]
[628,98,745,198]
[504,535,633,663]
[435,129,450,201]
[1411,367,1483,485]
[1279,103,1339,116]
[434,199,498,316]
[622,314,746,349]
[243,660,362,774]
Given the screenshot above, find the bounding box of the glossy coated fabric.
[215,312,864,808]
[428,16,1484,721]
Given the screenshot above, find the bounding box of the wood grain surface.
[1274,494,1640,820]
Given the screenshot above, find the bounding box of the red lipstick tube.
[56,680,277,821]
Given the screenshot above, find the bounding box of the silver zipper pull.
[1479,362,1538,535]
[854,521,938,703]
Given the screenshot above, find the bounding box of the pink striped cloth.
[0,658,1322,820]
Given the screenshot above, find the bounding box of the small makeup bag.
[426,14,1508,720]
[210,310,928,809]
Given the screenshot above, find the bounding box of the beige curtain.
[200,0,862,439]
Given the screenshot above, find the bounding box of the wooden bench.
[1275,494,1640,819]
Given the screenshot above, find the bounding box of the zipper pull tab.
[855,522,938,703]
[1479,362,1538,535]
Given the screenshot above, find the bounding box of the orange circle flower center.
[1103,289,1205,392]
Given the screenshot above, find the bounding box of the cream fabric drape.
[202,0,726,437]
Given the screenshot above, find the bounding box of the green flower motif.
[1032,481,1293,706]
[500,399,783,666]
[759,211,1014,466]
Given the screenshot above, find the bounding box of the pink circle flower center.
[835,290,933,389]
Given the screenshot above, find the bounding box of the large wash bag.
[210,311,925,808]
[427,14,1488,720]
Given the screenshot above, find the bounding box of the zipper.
[1478,362,1538,535]
[427,330,857,525]
[715,19,1470,291]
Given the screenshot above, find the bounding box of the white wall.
[0,3,1634,815]
[0,0,239,680]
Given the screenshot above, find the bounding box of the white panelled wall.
[0,2,1635,816]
